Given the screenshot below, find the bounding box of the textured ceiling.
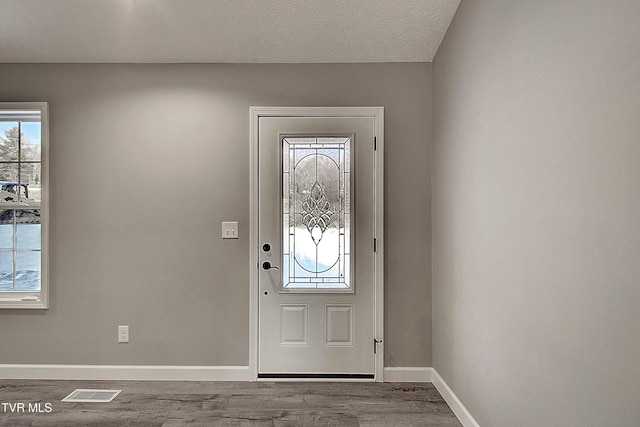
[0,0,460,63]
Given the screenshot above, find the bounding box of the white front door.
[256,110,382,378]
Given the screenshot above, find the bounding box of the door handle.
[262,261,279,271]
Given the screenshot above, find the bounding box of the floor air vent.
[62,389,122,403]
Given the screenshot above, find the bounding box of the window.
[0,103,48,309]
[282,136,352,291]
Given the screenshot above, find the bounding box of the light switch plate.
[222,221,239,239]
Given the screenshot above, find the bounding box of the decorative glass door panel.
[282,136,352,291]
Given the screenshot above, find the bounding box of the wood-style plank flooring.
[0,380,462,426]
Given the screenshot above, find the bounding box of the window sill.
[0,296,48,309]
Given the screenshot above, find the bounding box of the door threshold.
[258,373,374,379]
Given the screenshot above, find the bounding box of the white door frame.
[249,106,384,381]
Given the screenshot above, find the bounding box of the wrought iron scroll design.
[300,181,334,245]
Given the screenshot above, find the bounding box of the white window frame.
[280,135,355,293]
[0,102,49,309]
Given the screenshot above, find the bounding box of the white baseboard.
[0,364,479,426]
[431,369,480,427]
[0,365,250,381]
[382,367,478,426]
[383,367,433,382]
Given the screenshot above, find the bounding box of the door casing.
[249,106,384,381]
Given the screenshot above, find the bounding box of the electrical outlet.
[118,325,129,343]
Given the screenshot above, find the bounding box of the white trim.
[373,107,384,381]
[0,102,49,310]
[432,369,481,427]
[249,107,384,381]
[249,107,260,381]
[0,365,250,381]
[383,367,433,382]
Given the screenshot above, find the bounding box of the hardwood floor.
[0,380,462,426]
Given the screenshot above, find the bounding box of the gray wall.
[0,63,432,367]
[433,1,640,426]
